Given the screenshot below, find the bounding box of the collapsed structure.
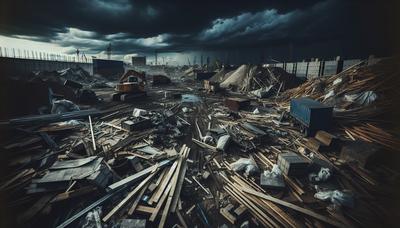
[0,57,399,228]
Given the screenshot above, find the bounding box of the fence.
[267,56,379,79]
[0,46,92,63]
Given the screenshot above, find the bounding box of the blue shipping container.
[290,98,333,135]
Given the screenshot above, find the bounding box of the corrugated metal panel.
[323,60,338,77]
[307,61,320,79]
[286,63,294,74]
[296,62,308,78]
[343,59,361,70]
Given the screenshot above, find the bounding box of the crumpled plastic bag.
[230,157,259,176]
[250,85,274,98]
[82,206,102,228]
[202,134,214,144]
[323,90,335,101]
[216,134,231,151]
[262,164,284,187]
[309,167,331,182]
[266,164,282,177]
[133,108,147,117]
[51,99,80,114]
[253,108,260,114]
[314,190,354,207]
[58,120,82,126]
[333,78,342,86]
[182,107,192,113]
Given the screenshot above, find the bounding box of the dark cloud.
[0,0,398,60]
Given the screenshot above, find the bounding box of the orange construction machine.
[112,70,147,101]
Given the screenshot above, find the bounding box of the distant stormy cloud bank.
[0,0,398,62]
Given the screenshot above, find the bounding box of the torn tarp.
[216,134,231,151]
[242,123,266,135]
[344,91,377,106]
[314,189,354,207]
[230,157,259,176]
[50,156,98,169]
[51,99,80,114]
[250,85,274,98]
[32,157,103,183]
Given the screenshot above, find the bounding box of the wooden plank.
[224,186,274,227]
[158,147,188,228]
[107,159,171,191]
[148,159,180,205]
[315,130,337,146]
[149,146,187,223]
[136,205,156,214]
[192,138,217,151]
[102,171,157,222]
[102,122,129,132]
[88,115,96,151]
[51,186,97,203]
[149,177,173,221]
[176,210,188,228]
[220,208,236,224]
[242,188,346,228]
[232,176,297,227]
[128,182,150,215]
[220,175,276,227]
[234,205,247,217]
[171,147,190,212]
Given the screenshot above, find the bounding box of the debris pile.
[280,57,400,150]
[0,57,399,228]
[208,64,304,97]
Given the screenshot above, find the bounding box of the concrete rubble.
[0,57,400,228]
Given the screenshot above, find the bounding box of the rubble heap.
[0,58,399,228]
[215,64,303,97]
[280,57,400,150]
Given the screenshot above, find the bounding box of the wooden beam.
[148,159,180,205]
[158,147,189,228]
[51,186,96,203]
[102,171,157,222]
[88,115,96,151]
[176,210,188,228]
[149,146,187,223]
[149,176,173,221]
[242,188,346,228]
[171,147,190,212]
[128,182,150,215]
[136,205,156,214]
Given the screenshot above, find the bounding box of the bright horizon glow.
[0,35,74,56]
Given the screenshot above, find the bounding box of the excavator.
[112,70,147,102]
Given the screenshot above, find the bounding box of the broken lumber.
[242,188,346,228]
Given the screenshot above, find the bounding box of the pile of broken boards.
[205,64,304,98]
[1,64,399,228]
[0,103,196,227]
[280,57,400,151]
[182,89,398,227]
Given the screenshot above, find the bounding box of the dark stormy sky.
[0,0,399,64]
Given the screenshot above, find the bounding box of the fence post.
[336,56,343,74]
[306,61,310,78]
[318,59,325,77]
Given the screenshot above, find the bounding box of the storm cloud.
[0,0,398,61]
